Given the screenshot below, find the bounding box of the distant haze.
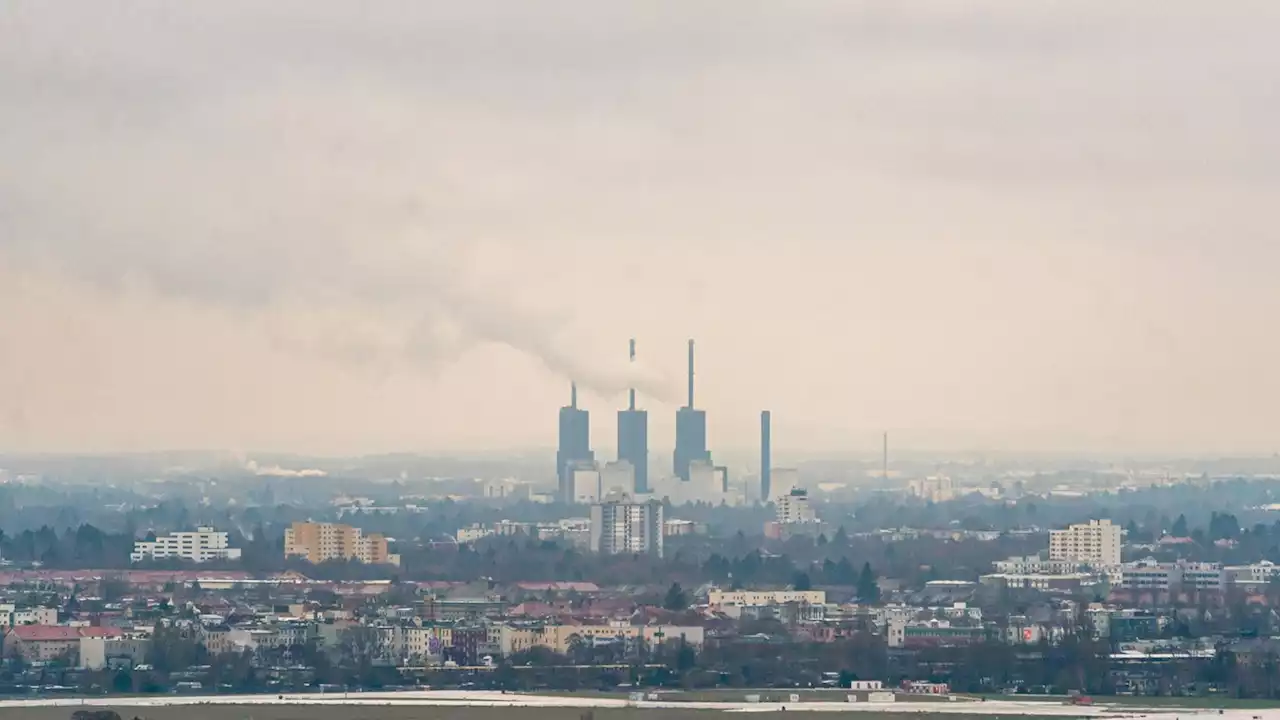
[1,2,1279,455]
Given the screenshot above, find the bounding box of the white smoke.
[244,459,328,478]
[0,79,678,402]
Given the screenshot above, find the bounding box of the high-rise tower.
[556,382,593,502]
[673,339,710,481]
[760,410,772,501]
[617,338,650,493]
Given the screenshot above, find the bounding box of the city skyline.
[4,2,1280,455]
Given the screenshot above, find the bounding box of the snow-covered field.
[0,689,1261,717]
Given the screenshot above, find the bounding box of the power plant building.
[760,410,772,501]
[556,382,593,502]
[617,338,650,493]
[673,339,711,481]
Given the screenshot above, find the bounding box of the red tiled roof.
[8,625,124,642]
[78,626,125,638]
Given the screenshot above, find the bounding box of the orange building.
[284,522,399,566]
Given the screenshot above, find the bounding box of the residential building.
[455,524,494,544]
[978,572,1089,593]
[992,555,1080,575]
[130,526,242,563]
[908,475,955,503]
[498,622,703,656]
[1226,561,1280,588]
[708,589,826,607]
[4,625,124,664]
[1049,519,1121,567]
[589,496,663,557]
[0,605,58,627]
[776,488,816,525]
[1120,558,1225,592]
[80,634,150,670]
[284,522,400,566]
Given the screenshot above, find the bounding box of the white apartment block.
[0,606,57,627]
[1048,519,1121,567]
[908,475,955,503]
[131,526,241,563]
[455,524,494,544]
[1121,558,1224,592]
[590,497,663,557]
[776,488,816,524]
[1226,561,1280,587]
[992,555,1080,575]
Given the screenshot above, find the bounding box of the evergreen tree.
[1172,513,1189,537]
[856,562,880,603]
[663,582,688,611]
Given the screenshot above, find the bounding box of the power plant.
[672,339,710,482]
[555,382,593,502]
[761,410,772,501]
[557,339,747,504]
[616,338,649,493]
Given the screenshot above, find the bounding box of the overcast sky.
[2,2,1279,457]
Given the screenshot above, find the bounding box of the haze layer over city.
[7,1,1280,712]
[3,1,1280,457]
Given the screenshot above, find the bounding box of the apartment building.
[284,522,400,566]
[498,622,703,656]
[130,526,242,563]
[1049,519,1121,567]
[589,497,663,557]
[1120,558,1225,592]
[776,488,816,525]
[3,625,125,664]
[707,589,827,607]
[992,555,1080,575]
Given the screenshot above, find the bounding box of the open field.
[2,691,1277,720]
[0,708,1086,720]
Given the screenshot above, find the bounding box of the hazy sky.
[2,2,1280,456]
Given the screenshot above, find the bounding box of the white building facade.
[131,527,241,563]
[1049,519,1121,567]
[777,488,816,524]
[590,497,663,557]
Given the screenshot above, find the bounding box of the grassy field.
[0,709,1086,720]
[969,695,1280,710]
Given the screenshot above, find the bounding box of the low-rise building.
[131,526,242,563]
[708,589,826,607]
[1226,561,1280,589]
[0,605,58,627]
[4,625,125,664]
[992,555,1080,575]
[498,622,704,656]
[979,572,1090,593]
[1120,559,1224,592]
[80,634,150,670]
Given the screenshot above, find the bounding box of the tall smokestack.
[883,430,888,481]
[687,339,695,409]
[628,338,637,411]
[761,410,772,501]
[571,381,578,409]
